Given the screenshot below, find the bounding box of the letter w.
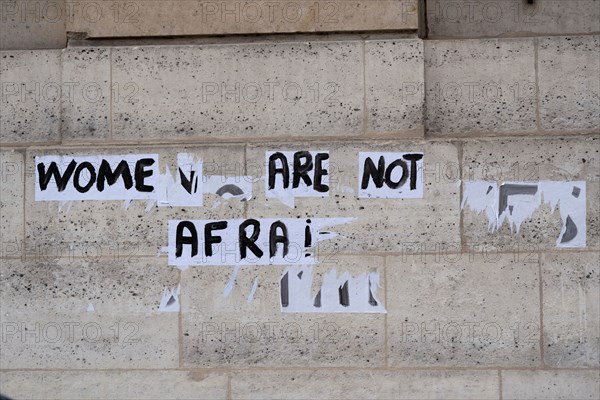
[37,160,77,192]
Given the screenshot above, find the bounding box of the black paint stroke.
[280,272,289,308]
[313,289,322,308]
[268,152,289,190]
[178,168,196,195]
[361,156,385,189]
[269,221,289,258]
[73,162,96,193]
[97,160,133,192]
[37,160,77,192]
[204,221,227,257]
[560,215,578,243]
[498,183,538,217]
[339,281,350,307]
[314,153,330,193]
[175,221,198,258]
[368,277,378,306]
[292,151,313,189]
[239,219,263,260]
[216,184,244,197]
[402,153,423,191]
[134,158,155,192]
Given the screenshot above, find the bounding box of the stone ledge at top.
[426,0,600,39]
[67,0,419,38]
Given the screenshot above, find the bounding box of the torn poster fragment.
[36,154,160,201]
[168,217,354,267]
[280,266,386,313]
[265,150,329,207]
[35,153,204,207]
[358,152,424,198]
[205,175,253,202]
[462,181,587,248]
[158,285,181,312]
[156,153,203,207]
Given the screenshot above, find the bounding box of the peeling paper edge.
[462,180,587,248]
[280,266,387,314]
[158,284,181,313]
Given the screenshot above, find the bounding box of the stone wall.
[1,1,599,399]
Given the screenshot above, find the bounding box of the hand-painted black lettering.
[135,158,155,192]
[361,156,385,189]
[280,272,289,307]
[204,221,228,257]
[384,159,408,189]
[314,153,329,193]
[37,160,77,192]
[304,219,312,248]
[178,168,196,195]
[292,151,313,189]
[402,153,423,190]
[269,220,289,258]
[73,162,96,193]
[97,159,133,192]
[339,281,350,307]
[175,221,198,258]
[239,219,264,259]
[268,152,289,190]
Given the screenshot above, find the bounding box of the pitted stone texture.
[0,370,228,399]
[231,370,499,399]
[425,38,537,136]
[0,0,67,50]
[25,146,245,256]
[68,1,418,38]
[0,258,179,369]
[181,256,385,367]
[112,43,364,141]
[365,39,424,137]
[387,253,540,367]
[502,370,600,399]
[542,252,599,367]
[0,50,61,143]
[427,0,600,38]
[538,36,600,131]
[462,136,600,251]
[61,48,110,140]
[245,141,460,253]
[0,150,24,258]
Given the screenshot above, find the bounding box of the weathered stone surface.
[0,150,24,258]
[61,47,110,140]
[427,0,600,39]
[0,50,61,143]
[111,42,364,141]
[67,1,419,38]
[538,35,600,131]
[425,38,537,136]
[462,135,600,251]
[0,258,179,369]
[542,252,599,367]
[387,253,541,367]
[231,370,499,399]
[181,256,386,367]
[0,370,228,399]
[365,39,424,137]
[0,0,67,50]
[502,370,600,399]
[24,145,246,256]
[245,141,460,253]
